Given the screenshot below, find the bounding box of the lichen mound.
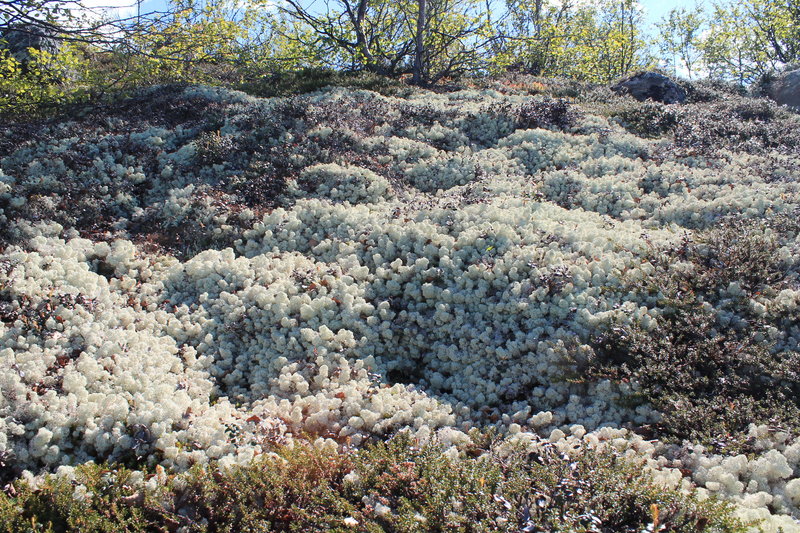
[1,83,799,529]
[291,162,391,203]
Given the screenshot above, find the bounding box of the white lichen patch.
[1,84,799,530]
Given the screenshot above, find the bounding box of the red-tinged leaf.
[246,415,261,424]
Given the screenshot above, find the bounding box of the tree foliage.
[743,0,800,65]
[495,0,652,83]
[276,0,490,84]
[656,5,704,80]
[671,0,800,86]
[0,0,277,115]
[2,0,800,116]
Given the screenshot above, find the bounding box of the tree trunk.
[352,0,376,69]
[412,0,426,85]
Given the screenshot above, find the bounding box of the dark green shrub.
[682,79,747,104]
[679,217,796,297]
[603,88,799,155]
[499,441,746,532]
[516,99,575,131]
[0,466,153,533]
[539,77,598,99]
[225,158,291,209]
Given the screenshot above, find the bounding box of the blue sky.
[639,0,705,33]
[91,0,708,24]
[89,0,713,38]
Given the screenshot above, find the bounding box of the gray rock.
[1,24,61,64]
[765,69,800,109]
[611,72,687,104]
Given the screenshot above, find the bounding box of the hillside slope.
[1,81,799,530]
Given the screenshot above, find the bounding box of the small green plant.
[0,466,153,532]
[194,130,237,166]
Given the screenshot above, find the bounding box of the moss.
[2,76,798,528]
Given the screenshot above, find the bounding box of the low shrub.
[194,130,238,167]
[613,101,679,138]
[682,79,747,104]
[673,98,800,155]
[586,300,800,450]
[0,434,746,533]
[606,91,800,155]
[671,216,798,298]
[236,68,410,99]
[515,99,575,131]
[586,217,800,450]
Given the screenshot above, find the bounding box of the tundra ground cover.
[0,80,799,531]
